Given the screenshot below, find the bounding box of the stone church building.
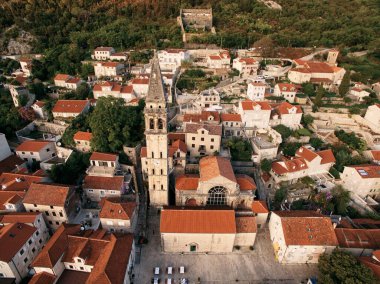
[175,156,256,209]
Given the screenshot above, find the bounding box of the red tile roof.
[0,212,41,225]
[99,198,136,220]
[140,147,147,158]
[303,61,335,73]
[175,174,199,190]
[160,208,236,234]
[83,175,124,191]
[317,149,336,164]
[168,133,186,142]
[54,74,70,81]
[95,47,114,52]
[374,250,380,261]
[348,165,380,179]
[165,49,187,54]
[335,228,380,249]
[183,111,220,123]
[236,174,256,191]
[132,78,149,85]
[273,211,338,246]
[276,102,302,115]
[73,131,92,142]
[66,77,81,84]
[0,172,44,191]
[252,200,269,214]
[0,223,37,262]
[90,152,118,162]
[0,191,25,210]
[34,100,45,108]
[277,83,296,92]
[16,140,52,152]
[101,62,121,68]
[235,216,257,233]
[23,183,73,207]
[29,272,56,284]
[52,100,89,114]
[271,158,308,175]
[172,139,187,153]
[0,155,25,175]
[184,123,222,136]
[238,58,256,64]
[241,100,271,111]
[369,150,380,161]
[199,156,236,183]
[221,113,242,122]
[359,256,380,279]
[295,146,319,162]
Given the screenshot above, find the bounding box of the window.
[39,239,42,244]
[192,144,195,148]
[56,221,60,225]
[149,118,154,130]
[28,239,32,245]
[80,267,84,271]
[211,138,214,142]
[32,247,36,253]
[160,152,163,158]
[152,169,155,175]
[160,169,163,175]
[201,138,204,142]
[190,244,197,252]
[34,204,37,207]
[69,265,74,269]
[24,257,28,263]
[36,231,39,236]
[52,212,56,217]
[50,206,54,209]
[192,137,195,141]
[207,186,227,205]
[49,221,53,225]
[158,118,164,130]
[20,249,25,255]
[46,148,50,152]
[210,145,214,150]
[152,152,154,158]
[111,162,115,167]
[59,212,63,217]
[161,185,164,190]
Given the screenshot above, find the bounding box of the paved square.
[133,215,318,284]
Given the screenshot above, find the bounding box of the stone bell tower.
[144,53,169,206]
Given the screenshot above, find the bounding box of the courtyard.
[133,215,318,284]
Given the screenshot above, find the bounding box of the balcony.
[87,165,117,177]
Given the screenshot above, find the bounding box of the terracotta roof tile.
[100,62,121,68]
[175,175,199,190]
[370,150,380,161]
[29,272,56,284]
[359,256,380,279]
[236,174,256,191]
[0,155,25,175]
[52,100,89,114]
[238,58,256,64]
[241,100,271,111]
[132,78,149,85]
[16,140,52,152]
[172,139,187,153]
[0,212,41,224]
[273,211,338,246]
[34,100,45,108]
[73,131,92,142]
[95,47,114,52]
[54,74,70,81]
[66,77,81,84]
[23,183,73,207]
[235,216,257,233]
[183,111,220,123]
[295,147,319,162]
[0,172,43,191]
[0,191,25,210]
[251,200,269,214]
[160,208,236,234]
[221,113,242,122]
[83,175,124,191]
[348,165,380,179]
[90,152,118,162]
[277,83,296,92]
[99,198,136,220]
[271,158,308,175]
[199,156,236,183]
[317,149,336,164]
[0,223,37,262]
[184,123,222,136]
[335,228,380,249]
[276,102,302,115]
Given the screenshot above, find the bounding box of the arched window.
[149,118,154,130]
[158,118,164,130]
[207,186,227,205]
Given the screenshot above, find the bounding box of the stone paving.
[132,216,318,284]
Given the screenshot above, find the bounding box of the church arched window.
[149,118,154,130]
[158,118,164,130]
[207,186,227,205]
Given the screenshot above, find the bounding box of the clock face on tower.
[154,160,160,166]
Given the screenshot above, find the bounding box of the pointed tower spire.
[146,51,166,103]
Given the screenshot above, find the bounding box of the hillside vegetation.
[0,0,379,76]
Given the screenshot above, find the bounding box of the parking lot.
[133,216,318,284]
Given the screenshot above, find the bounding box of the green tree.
[274,187,287,208]
[301,114,314,127]
[282,142,302,156]
[61,113,91,147]
[331,185,350,215]
[301,83,315,97]
[80,64,94,80]
[28,82,47,100]
[339,71,350,96]
[49,152,90,184]
[314,85,325,107]
[89,97,144,152]
[260,158,272,173]
[273,124,293,140]
[310,137,323,149]
[318,249,376,284]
